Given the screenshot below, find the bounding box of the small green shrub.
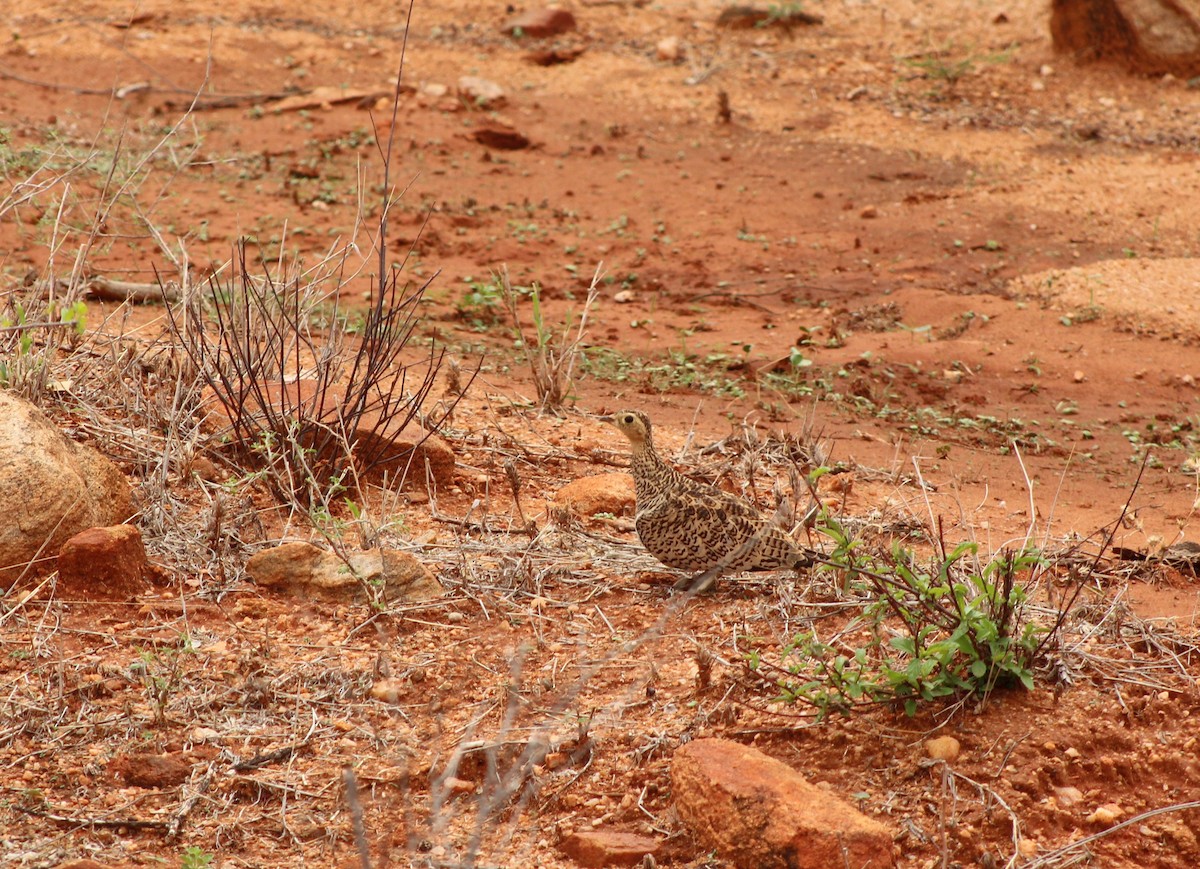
[755,514,1046,718]
[457,277,505,329]
[180,845,215,869]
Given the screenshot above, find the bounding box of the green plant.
[131,635,196,726]
[180,846,215,869]
[457,276,505,328]
[903,43,1013,87]
[754,515,1046,718]
[758,3,821,28]
[0,298,88,395]
[502,266,600,410]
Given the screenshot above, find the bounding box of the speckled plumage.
[605,410,814,590]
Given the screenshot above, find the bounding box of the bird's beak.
[598,414,614,423]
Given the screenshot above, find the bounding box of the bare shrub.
[167,242,459,510]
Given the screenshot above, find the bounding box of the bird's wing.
[636,489,766,566]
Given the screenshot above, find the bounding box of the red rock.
[504,8,577,38]
[525,47,586,66]
[200,380,455,491]
[554,473,635,518]
[1051,0,1200,76]
[472,123,530,150]
[559,829,662,867]
[57,525,154,600]
[671,738,894,869]
[109,752,193,788]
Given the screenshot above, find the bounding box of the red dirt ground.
[3,1,1200,867]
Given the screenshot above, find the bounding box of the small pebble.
[656,36,681,62]
[925,736,960,761]
[1087,803,1124,826]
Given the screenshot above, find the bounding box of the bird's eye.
[623,414,634,423]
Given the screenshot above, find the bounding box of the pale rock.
[503,7,578,38]
[924,736,961,761]
[1054,785,1084,807]
[246,541,442,604]
[0,391,133,588]
[656,36,682,62]
[190,727,222,743]
[1087,803,1125,826]
[369,679,404,702]
[458,76,506,108]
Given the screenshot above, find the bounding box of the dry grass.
[501,265,600,413]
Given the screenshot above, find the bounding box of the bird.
[602,409,816,592]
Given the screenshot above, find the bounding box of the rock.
[559,829,663,867]
[671,738,894,869]
[57,524,160,600]
[246,542,442,604]
[1054,785,1085,807]
[525,47,586,66]
[656,36,682,62]
[554,473,635,518]
[457,76,506,108]
[504,8,578,38]
[472,122,531,150]
[109,752,194,788]
[1051,0,1200,76]
[924,735,961,761]
[0,392,133,589]
[717,5,823,29]
[1087,802,1125,826]
[201,380,455,491]
[369,678,404,702]
[350,406,456,490]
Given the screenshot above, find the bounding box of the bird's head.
[602,409,653,449]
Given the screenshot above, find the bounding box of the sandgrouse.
[604,410,815,592]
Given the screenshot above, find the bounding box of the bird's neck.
[629,437,657,465]
[630,438,675,493]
